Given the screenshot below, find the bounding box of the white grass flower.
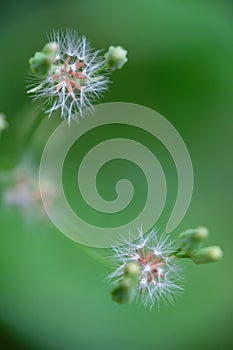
[109,227,183,309]
[27,29,109,124]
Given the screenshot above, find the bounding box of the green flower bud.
[42,42,58,60]
[179,226,209,254]
[29,42,58,76]
[191,246,223,264]
[111,277,135,304]
[105,45,128,71]
[125,262,140,279]
[110,262,140,304]
[29,52,52,76]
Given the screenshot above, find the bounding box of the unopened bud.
[29,42,58,76]
[191,246,223,264]
[179,226,209,254]
[125,262,140,278]
[42,42,58,59]
[111,277,135,304]
[29,52,51,75]
[105,45,128,71]
[110,262,139,304]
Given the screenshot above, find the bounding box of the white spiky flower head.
[27,29,109,124]
[109,227,183,309]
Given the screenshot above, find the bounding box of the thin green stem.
[22,111,44,152]
[169,248,181,257]
[93,63,109,76]
[169,248,191,259]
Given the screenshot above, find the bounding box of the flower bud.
[125,262,140,278]
[111,277,135,304]
[105,45,128,71]
[29,42,58,76]
[179,226,209,254]
[42,42,58,60]
[191,246,223,264]
[110,262,140,304]
[29,52,52,76]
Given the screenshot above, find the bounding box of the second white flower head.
[109,227,183,309]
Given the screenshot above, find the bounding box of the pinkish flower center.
[51,55,87,99]
[135,247,165,285]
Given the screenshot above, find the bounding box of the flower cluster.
[108,226,223,309]
[109,228,183,309]
[27,30,128,124]
[27,30,109,123]
[177,226,223,264]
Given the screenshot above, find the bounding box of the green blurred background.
[0,0,233,349]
